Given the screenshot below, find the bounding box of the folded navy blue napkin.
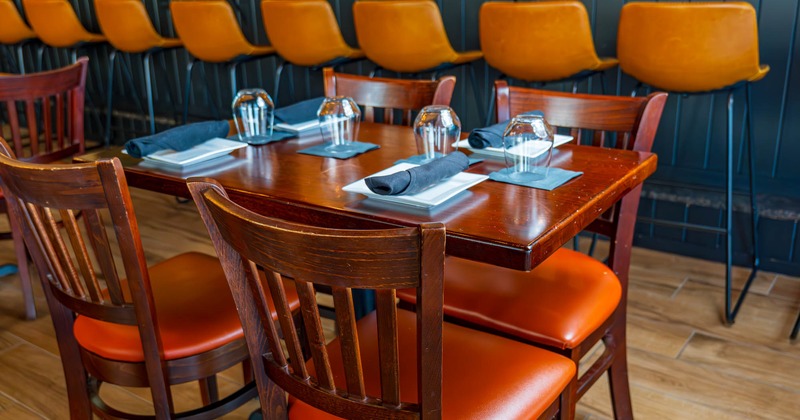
[365,151,469,195]
[125,120,230,158]
[274,97,325,124]
[468,110,545,149]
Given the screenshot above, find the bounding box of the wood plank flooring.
[0,188,797,419]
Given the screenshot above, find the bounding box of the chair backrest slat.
[323,67,456,126]
[375,289,400,406]
[331,286,366,398]
[189,177,445,419]
[264,268,308,377]
[60,209,102,301]
[43,96,52,153]
[83,208,124,305]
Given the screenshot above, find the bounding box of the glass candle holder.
[502,113,554,182]
[413,105,461,163]
[232,88,274,145]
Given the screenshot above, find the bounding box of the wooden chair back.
[188,177,446,419]
[323,67,455,126]
[0,58,87,163]
[495,80,667,278]
[0,139,174,406]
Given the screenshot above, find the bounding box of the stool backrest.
[0,0,36,44]
[188,177,446,419]
[323,67,455,126]
[262,0,352,67]
[94,0,163,53]
[0,58,87,162]
[618,2,767,92]
[170,0,253,62]
[353,0,458,72]
[22,0,93,47]
[480,1,604,82]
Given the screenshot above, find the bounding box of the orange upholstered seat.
[398,248,622,350]
[95,0,181,53]
[74,252,300,362]
[289,310,575,419]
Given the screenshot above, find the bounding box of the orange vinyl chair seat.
[398,248,622,350]
[480,1,617,83]
[617,2,769,93]
[23,0,105,48]
[0,0,37,44]
[289,309,576,419]
[261,0,363,68]
[353,0,482,73]
[74,252,300,362]
[94,0,180,53]
[170,0,275,63]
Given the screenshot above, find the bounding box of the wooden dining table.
[75,122,657,272]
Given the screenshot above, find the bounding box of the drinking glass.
[232,88,274,144]
[318,96,361,154]
[502,113,554,182]
[413,105,461,163]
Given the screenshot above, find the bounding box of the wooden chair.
[322,67,455,126]
[0,138,304,418]
[398,81,668,419]
[0,58,88,319]
[188,177,578,419]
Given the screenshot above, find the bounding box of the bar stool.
[480,1,618,124]
[95,0,182,142]
[618,2,769,325]
[0,0,37,73]
[261,0,365,106]
[170,0,276,123]
[352,0,484,118]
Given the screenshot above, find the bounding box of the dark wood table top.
[76,122,657,271]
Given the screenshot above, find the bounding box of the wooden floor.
[0,188,797,419]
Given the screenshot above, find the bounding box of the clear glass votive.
[502,113,554,182]
[232,88,275,145]
[413,105,461,163]
[318,96,361,154]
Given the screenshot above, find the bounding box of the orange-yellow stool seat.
[398,248,622,350]
[23,0,105,48]
[0,0,36,45]
[289,309,576,419]
[618,2,769,93]
[74,252,300,362]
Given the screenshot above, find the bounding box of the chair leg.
[559,375,578,420]
[724,91,735,324]
[35,45,45,72]
[9,216,35,320]
[605,323,633,420]
[229,62,239,100]
[199,375,220,405]
[16,45,26,74]
[468,63,486,125]
[183,58,196,124]
[104,50,117,147]
[791,310,800,340]
[144,52,157,135]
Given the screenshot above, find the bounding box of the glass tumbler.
[318,96,361,154]
[232,88,274,145]
[413,105,461,163]
[502,113,555,182]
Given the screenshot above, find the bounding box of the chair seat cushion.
[74,252,299,362]
[452,50,484,66]
[397,248,622,349]
[289,309,575,419]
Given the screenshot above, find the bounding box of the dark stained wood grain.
[77,121,656,272]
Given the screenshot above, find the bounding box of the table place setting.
[232,90,323,145]
[343,151,488,208]
[297,96,380,159]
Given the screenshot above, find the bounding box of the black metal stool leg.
[274,59,285,106]
[183,58,196,124]
[105,50,117,146]
[143,51,156,134]
[468,63,486,125]
[725,90,735,324]
[286,62,296,102]
[791,310,800,340]
[35,45,45,71]
[229,62,238,98]
[16,45,26,74]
